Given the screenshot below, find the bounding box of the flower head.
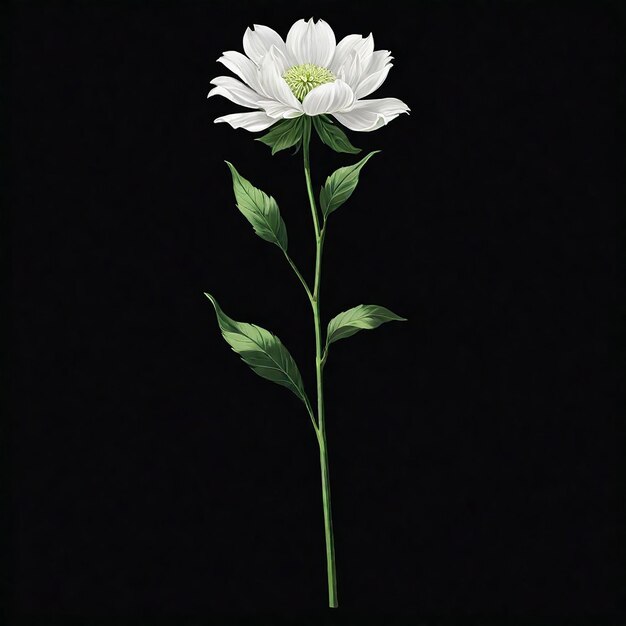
[208,18,410,133]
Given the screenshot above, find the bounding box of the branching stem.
[283,251,313,304]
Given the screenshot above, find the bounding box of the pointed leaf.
[256,117,305,155]
[205,293,310,407]
[225,161,288,251]
[313,115,361,154]
[319,151,379,218]
[327,304,406,347]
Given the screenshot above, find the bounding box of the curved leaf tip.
[204,291,217,309]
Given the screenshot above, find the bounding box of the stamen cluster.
[283,63,335,101]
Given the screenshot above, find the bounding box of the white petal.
[352,34,375,71]
[331,34,376,76]
[339,34,375,88]
[338,50,363,90]
[286,18,336,67]
[332,108,386,132]
[208,76,261,109]
[243,24,286,64]
[262,45,291,74]
[214,111,277,132]
[354,63,392,99]
[302,80,354,115]
[258,46,303,110]
[332,97,409,132]
[286,19,310,64]
[329,34,362,73]
[257,99,304,119]
[310,19,336,67]
[217,51,261,92]
[356,97,410,117]
[367,50,393,74]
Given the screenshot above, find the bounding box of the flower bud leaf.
[225,161,288,251]
[319,151,379,218]
[256,117,305,155]
[313,115,361,154]
[205,293,310,408]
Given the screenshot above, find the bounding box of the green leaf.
[326,304,407,347]
[312,115,361,154]
[225,161,288,251]
[256,117,305,155]
[319,151,380,218]
[205,293,310,407]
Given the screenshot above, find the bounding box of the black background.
[5,1,625,624]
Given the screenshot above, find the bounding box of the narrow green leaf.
[205,293,310,408]
[256,117,305,155]
[225,161,288,251]
[319,151,380,218]
[313,115,361,154]
[326,304,407,347]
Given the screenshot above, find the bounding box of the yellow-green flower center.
[282,63,335,101]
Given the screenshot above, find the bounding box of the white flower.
[208,18,410,133]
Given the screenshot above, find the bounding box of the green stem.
[303,117,338,609]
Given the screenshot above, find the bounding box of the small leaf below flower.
[313,115,361,154]
[256,117,305,155]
